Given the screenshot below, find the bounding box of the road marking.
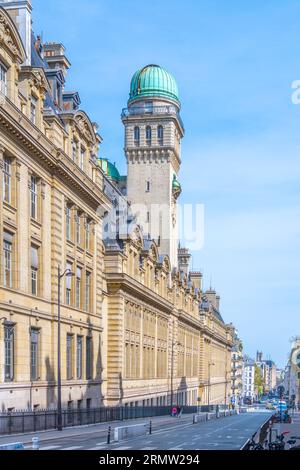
[142,447,157,450]
[114,446,132,450]
[226,436,232,439]
[61,446,82,450]
[39,445,62,450]
[169,446,183,450]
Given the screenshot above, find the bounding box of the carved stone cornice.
[0,99,111,211]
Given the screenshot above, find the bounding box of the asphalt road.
[21,412,272,451]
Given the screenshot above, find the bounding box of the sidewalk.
[272,412,300,448]
[0,411,204,446]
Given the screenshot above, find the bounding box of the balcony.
[121,105,185,132]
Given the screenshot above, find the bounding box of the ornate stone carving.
[0,11,25,62]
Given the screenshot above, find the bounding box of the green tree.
[254,364,264,397]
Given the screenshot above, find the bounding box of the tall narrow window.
[66,262,73,305]
[31,246,39,296]
[3,232,13,288]
[76,212,81,245]
[85,271,91,312]
[66,205,71,241]
[67,334,73,380]
[76,267,82,309]
[158,125,163,145]
[30,96,37,124]
[80,147,85,171]
[134,126,140,146]
[3,157,11,203]
[85,220,90,251]
[146,181,150,192]
[76,336,83,379]
[0,62,7,97]
[72,140,77,162]
[30,329,39,381]
[30,176,38,219]
[4,324,14,381]
[86,337,92,380]
[146,126,152,145]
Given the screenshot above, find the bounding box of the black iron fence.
[0,404,229,436]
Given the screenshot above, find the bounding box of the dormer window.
[30,96,37,124]
[0,63,7,97]
[146,126,152,146]
[134,126,140,146]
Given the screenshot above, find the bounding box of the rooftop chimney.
[189,272,203,291]
[178,247,191,276]
[205,289,217,309]
[0,0,32,65]
[43,42,71,77]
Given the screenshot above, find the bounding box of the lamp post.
[170,338,182,408]
[57,266,74,431]
[207,361,215,408]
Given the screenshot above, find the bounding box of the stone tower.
[122,64,184,268]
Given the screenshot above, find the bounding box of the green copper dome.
[99,158,120,182]
[129,64,179,104]
[172,174,182,199]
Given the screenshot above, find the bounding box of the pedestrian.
[171,406,177,417]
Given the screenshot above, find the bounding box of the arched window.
[146,126,152,145]
[134,126,140,146]
[157,125,163,145]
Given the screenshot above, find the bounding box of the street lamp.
[170,339,182,408]
[57,266,74,431]
[207,361,215,408]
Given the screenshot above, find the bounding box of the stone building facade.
[0,0,234,411]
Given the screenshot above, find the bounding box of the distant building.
[256,352,277,394]
[231,334,243,404]
[284,339,300,409]
[242,357,255,400]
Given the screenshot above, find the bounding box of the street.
[13,412,273,451]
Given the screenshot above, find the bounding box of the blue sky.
[33,0,300,367]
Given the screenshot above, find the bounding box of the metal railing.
[121,106,185,131]
[0,404,231,436]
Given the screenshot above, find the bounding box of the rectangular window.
[30,329,39,381]
[4,325,14,381]
[76,267,82,309]
[76,336,83,379]
[3,232,13,288]
[67,334,73,380]
[3,157,11,203]
[66,206,71,241]
[85,220,90,251]
[85,271,91,312]
[30,96,37,124]
[30,176,38,219]
[0,62,7,97]
[76,213,81,245]
[66,262,72,305]
[31,246,39,296]
[146,181,150,192]
[86,337,92,380]
[80,147,85,170]
[72,140,77,162]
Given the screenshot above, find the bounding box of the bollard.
[107,426,111,445]
[193,415,196,424]
[149,420,152,435]
[32,437,39,450]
